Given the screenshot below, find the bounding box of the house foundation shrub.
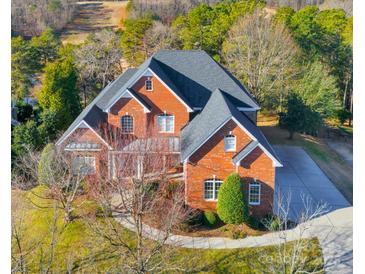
[203,211,219,227]
[217,173,248,225]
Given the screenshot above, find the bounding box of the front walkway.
[114,207,353,273]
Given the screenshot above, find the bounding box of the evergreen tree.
[217,173,248,225]
[39,55,81,131]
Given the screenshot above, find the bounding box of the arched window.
[145,77,153,91]
[224,131,236,152]
[121,115,133,133]
[204,178,223,200]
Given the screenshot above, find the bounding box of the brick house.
[56,50,282,217]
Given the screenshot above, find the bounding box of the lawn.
[60,1,128,45]
[258,113,353,204]
[12,186,324,273]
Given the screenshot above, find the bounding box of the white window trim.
[145,77,153,91]
[249,181,261,205]
[157,114,174,133]
[121,115,134,134]
[224,134,236,152]
[204,178,223,201]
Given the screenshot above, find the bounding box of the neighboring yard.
[60,1,128,45]
[12,186,324,272]
[258,113,353,204]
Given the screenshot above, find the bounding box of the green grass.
[12,186,324,273]
[338,125,353,136]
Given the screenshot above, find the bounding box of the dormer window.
[224,132,236,152]
[145,77,153,91]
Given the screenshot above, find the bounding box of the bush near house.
[203,211,219,227]
[217,173,248,225]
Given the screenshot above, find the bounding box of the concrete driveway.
[273,145,350,221]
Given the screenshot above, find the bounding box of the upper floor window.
[72,156,96,175]
[204,178,223,200]
[249,181,261,205]
[157,114,174,133]
[121,115,133,133]
[145,77,153,91]
[224,132,236,152]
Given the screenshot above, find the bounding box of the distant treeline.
[11,0,78,37]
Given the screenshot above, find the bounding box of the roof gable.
[103,59,194,112]
[181,89,282,167]
[152,50,260,109]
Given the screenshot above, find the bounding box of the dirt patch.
[60,1,128,45]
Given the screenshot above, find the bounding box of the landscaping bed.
[12,186,324,273]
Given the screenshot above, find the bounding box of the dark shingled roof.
[181,89,282,166]
[56,68,137,145]
[232,140,259,166]
[151,50,260,109]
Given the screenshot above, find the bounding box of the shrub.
[38,143,56,185]
[217,173,248,224]
[203,211,218,227]
[337,109,352,125]
[230,230,247,239]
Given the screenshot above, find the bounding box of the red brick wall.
[131,76,190,137]
[61,128,108,176]
[186,119,275,217]
[108,97,147,137]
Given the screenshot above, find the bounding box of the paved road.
[273,145,350,221]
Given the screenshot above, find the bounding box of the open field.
[60,1,128,45]
[12,186,324,272]
[258,113,353,204]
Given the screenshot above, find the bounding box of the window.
[204,179,223,200]
[157,114,174,133]
[249,181,261,205]
[145,77,153,91]
[224,132,236,152]
[121,115,133,133]
[72,156,96,175]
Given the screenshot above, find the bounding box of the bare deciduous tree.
[11,0,77,36]
[222,9,300,110]
[253,192,328,273]
[12,188,65,273]
[129,0,222,24]
[85,130,194,273]
[144,21,179,56]
[75,30,123,106]
[14,144,86,223]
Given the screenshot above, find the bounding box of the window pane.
[145,79,152,90]
[157,116,166,131]
[166,116,174,132]
[121,115,133,133]
[73,156,95,175]
[214,181,222,199]
[249,183,260,204]
[224,136,236,151]
[204,181,214,200]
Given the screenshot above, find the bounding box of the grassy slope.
[258,113,353,204]
[60,1,128,45]
[12,186,324,273]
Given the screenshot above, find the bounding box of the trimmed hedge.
[203,211,218,227]
[217,173,248,224]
